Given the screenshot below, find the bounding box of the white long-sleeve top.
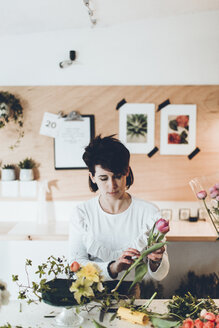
[69,196,169,281]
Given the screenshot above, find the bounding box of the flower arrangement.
[180,309,219,328]
[196,183,219,233]
[117,292,219,328]
[190,176,219,235]
[69,262,105,304]
[0,279,10,309]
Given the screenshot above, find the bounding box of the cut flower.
[69,277,94,304]
[77,263,101,283]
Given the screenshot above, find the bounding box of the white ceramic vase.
[1,169,16,181]
[19,169,34,181]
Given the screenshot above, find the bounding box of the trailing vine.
[0,91,24,150]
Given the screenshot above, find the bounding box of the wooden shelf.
[0,219,218,241]
[166,220,218,242]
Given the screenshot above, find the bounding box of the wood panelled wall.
[0,86,218,201]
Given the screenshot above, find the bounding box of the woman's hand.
[109,248,140,277]
[147,246,165,272]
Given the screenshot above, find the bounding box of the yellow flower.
[69,277,94,304]
[77,263,101,283]
[97,281,104,293]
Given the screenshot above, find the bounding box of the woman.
[69,135,169,292]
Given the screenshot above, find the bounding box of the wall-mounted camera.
[59,51,76,69]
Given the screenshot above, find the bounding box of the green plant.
[2,164,15,169]
[0,91,23,128]
[18,158,36,169]
[126,114,147,139]
[0,91,24,150]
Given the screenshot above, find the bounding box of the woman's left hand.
[147,246,165,262]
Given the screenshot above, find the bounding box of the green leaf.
[92,319,107,328]
[12,274,18,281]
[110,312,117,322]
[157,233,165,243]
[169,120,178,131]
[128,262,148,291]
[150,317,180,328]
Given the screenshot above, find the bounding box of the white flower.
[0,280,10,308]
[211,199,218,208]
[200,309,207,317]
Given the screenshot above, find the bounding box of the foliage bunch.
[2,164,15,169]
[12,256,70,304]
[167,292,219,322]
[0,91,23,129]
[18,158,36,169]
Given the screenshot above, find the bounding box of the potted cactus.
[18,158,36,181]
[1,164,16,181]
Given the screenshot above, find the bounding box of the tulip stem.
[203,200,218,234]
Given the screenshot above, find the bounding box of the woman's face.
[90,165,128,199]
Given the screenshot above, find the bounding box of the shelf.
[0,220,218,241]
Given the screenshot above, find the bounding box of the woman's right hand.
[109,248,140,277]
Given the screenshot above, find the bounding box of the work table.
[1,299,218,328]
[0,219,218,241]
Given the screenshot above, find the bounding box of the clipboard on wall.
[54,115,95,169]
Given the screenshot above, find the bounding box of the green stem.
[111,241,166,293]
[139,292,157,310]
[168,312,184,321]
[203,200,218,234]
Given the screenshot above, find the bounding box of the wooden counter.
[0,219,218,241]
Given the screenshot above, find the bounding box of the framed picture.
[54,115,95,169]
[179,208,190,220]
[119,103,155,154]
[161,209,172,221]
[160,104,197,155]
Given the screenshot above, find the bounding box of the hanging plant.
[0,91,24,150]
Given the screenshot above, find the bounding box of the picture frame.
[54,115,95,169]
[160,104,197,155]
[119,103,155,154]
[179,208,190,220]
[161,209,172,221]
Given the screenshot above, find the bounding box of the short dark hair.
[82,135,134,192]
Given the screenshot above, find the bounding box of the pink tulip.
[156,218,169,234]
[204,312,216,322]
[214,183,219,190]
[216,195,219,201]
[70,261,80,272]
[194,318,203,328]
[209,186,216,193]
[210,190,219,198]
[197,190,207,200]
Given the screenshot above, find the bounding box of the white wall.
[0,11,218,85]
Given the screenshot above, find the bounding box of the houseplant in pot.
[0,91,24,150]
[1,164,16,181]
[18,158,36,181]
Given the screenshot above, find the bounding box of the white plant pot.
[1,169,16,181]
[19,169,34,181]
